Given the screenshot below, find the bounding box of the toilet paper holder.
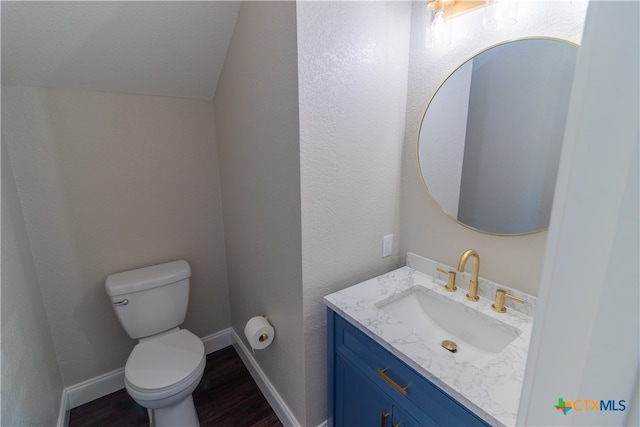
[244,315,275,353]
[258,315,270,342]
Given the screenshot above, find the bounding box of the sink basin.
[376,286,521,368]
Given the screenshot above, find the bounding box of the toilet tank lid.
[105,260,190,296]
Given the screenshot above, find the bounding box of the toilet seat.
[125,329,205,400]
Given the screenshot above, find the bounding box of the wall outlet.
[382,234,393,257]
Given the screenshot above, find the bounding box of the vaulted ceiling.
[1,1,242,100]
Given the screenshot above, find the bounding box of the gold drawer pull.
[376,368,409,396]
[380,411,390,427]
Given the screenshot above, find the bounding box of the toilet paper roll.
[244,316,275,352]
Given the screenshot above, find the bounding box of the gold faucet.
[457,249,480,301]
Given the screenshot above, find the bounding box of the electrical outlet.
[383,234,393,257]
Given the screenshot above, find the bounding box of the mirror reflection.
[418,39,578,235]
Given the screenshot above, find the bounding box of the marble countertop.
[324,253,535,427]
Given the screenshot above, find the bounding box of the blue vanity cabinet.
[335,353,422,427]
[327,308,490,427]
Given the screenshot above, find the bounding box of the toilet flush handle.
[112,299,129,306]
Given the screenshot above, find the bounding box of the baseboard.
[56,389,70,427]
[66,367,126,409]
[230,329,302,427]
[202,327,234,354]
[58,328,234,425]
[56,328,328,427]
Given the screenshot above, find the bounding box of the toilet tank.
[105,260,191,339]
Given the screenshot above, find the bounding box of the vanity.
[325,252,535,427]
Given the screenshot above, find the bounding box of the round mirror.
[418,38,578,235]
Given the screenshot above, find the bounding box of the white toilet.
[105,260,205,427]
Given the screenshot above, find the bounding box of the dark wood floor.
[69,346,283,427]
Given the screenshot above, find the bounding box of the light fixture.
[426,1,485,48]
[426,0,453,48]
[483,0,518,30]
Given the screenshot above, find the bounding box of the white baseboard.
[57,327,327,427]
[230,329,301,427]
[56,389,70,427]
[202,327,234,354]
[66,367,126,409]
[58,328,234,425]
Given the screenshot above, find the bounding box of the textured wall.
[400,1,588,296]
[214,1,306,423]
[2,85,230,386]
[2,134,64,426]
[297,2,412,425]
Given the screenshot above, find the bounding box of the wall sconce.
[426,0,485,48]
[426,0,453,48]
[483,0,519,30]
[426,0,519,48]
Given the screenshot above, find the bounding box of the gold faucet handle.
[436,268,457,292]
[492,289,525,313]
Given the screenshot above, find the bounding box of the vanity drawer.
[333,312,488,426]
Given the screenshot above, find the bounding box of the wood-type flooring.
[69,346,283,427]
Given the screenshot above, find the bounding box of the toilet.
[105,260,205,427]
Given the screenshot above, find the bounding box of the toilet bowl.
[125,329,205,426]
[105,260,205,427]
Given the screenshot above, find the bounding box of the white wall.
[216,2,412,425]
[1,85,230,387]
[213,1,306,423]
[297,2,411,425]
[1,1,240,100]
[2,133,64,426]
[400,1,588,296]
[518,1,639,424]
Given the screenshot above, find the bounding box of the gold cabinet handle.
[380,411,390,427]
[392,424,400,427]
[376,368,409,396]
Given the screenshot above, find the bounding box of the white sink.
[376,286,522,368]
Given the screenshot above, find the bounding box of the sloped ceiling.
[1,1,242,100]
